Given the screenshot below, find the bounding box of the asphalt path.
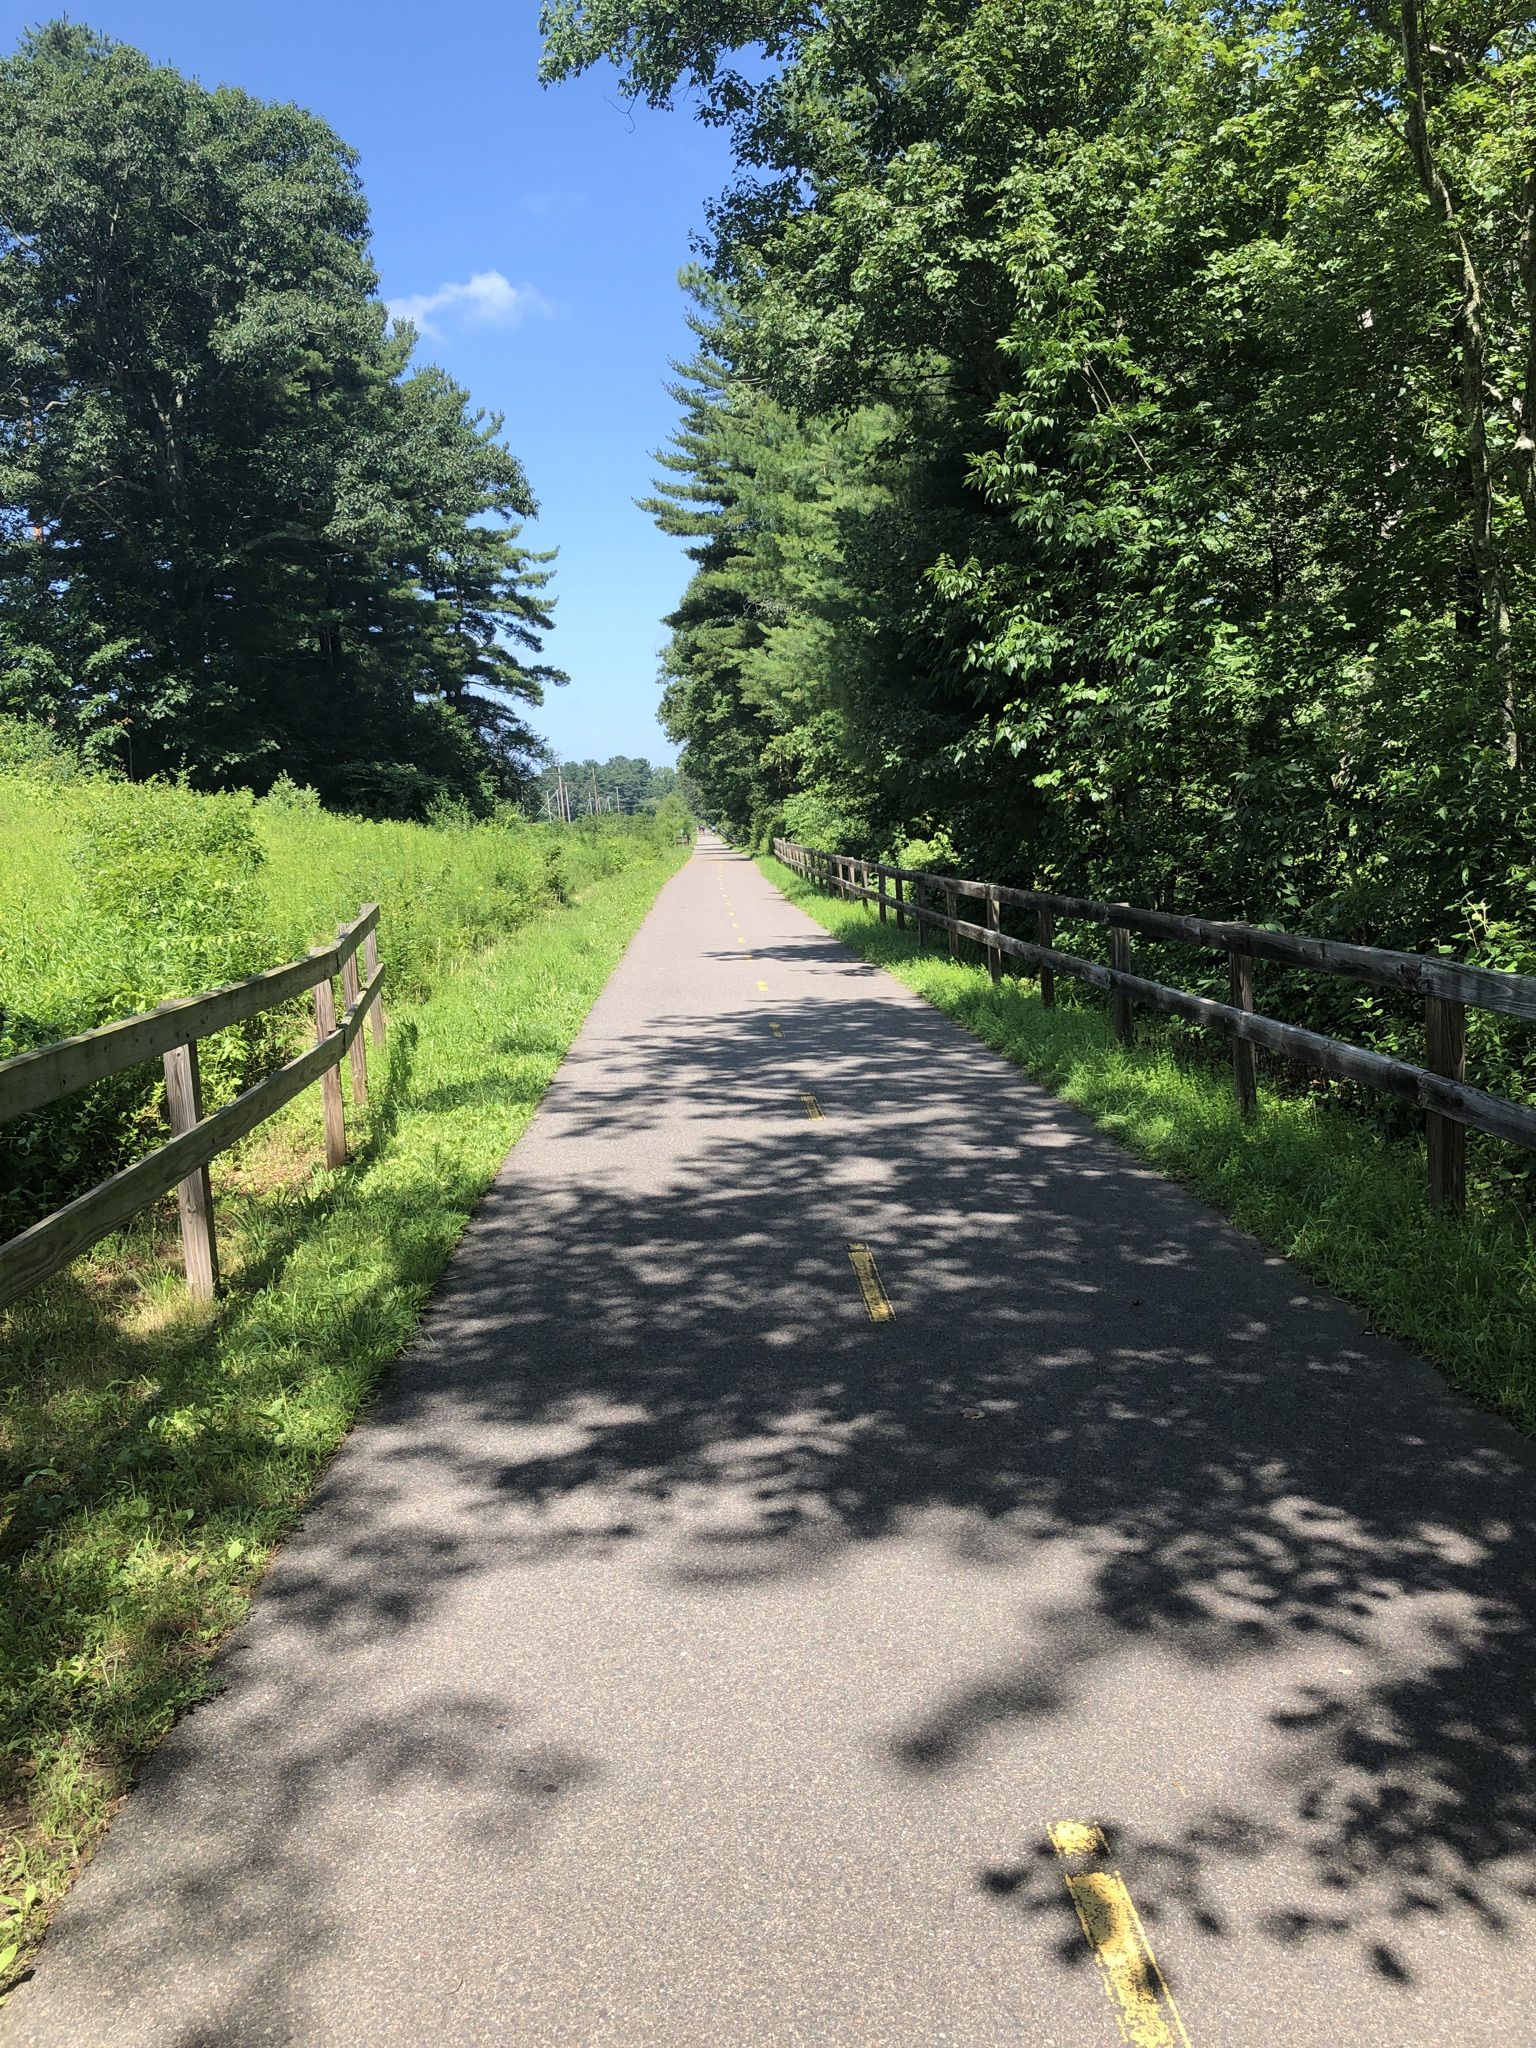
[6,834,1536,2045]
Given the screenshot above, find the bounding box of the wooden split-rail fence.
[0,906,385,1311]
[773,837,1536,1215]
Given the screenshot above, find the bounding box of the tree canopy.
[0,22,562,817]
[547,0,1536,966]
[529,753,688,817]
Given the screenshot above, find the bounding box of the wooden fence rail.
[772,838,1536,1214]
[0,906,385,1311]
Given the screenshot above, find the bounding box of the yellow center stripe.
[769,1021,783,1037]
[757,980,769,993]
[800,1092,824,1120]
[847,1242,894,1321]
[1049,1821,1108,1858]
[1048,1823,1192,2048]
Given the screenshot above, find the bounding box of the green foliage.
[0,24,560,814]
[0,718,75,780]
[529,753,691,818]
[0,765,679,1237]
[778,789,870,857]
[258,774,324,817]
[0,842,687,1987]
[555,0,1536,1011]
[0,1008,152,1249]
[77,785,276,1017]
[892,827,961,875]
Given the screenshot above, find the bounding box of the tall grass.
[0,765,682,1028]
[763,856,1536,1436]
[0,841,687,1987]
[0,764,680,1236]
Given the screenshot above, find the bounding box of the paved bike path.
[6,835,1536,2045]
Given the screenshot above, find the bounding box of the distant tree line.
[545,0,1536,971]
[0,22,562,819]
[528,754,690,818]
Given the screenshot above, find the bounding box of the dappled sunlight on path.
[7,835,1536,2046]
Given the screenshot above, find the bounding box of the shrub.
[0,1007,155,1241]
[0,774,682,1238]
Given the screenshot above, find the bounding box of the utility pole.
[555,761,569,823]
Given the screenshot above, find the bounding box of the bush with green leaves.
[0,763,685,1238]
[2,768,690,1022]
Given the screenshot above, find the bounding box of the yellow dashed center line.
[800,1092,824,1120]
[756,980,769,993]
[768,1021,783,1037]
[1048,1823,1193,2048]
[847,1243,894,1322]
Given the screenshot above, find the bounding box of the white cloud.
[386,270,550,339]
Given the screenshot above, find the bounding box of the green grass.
[763,855,1536,1436]
[0,767,680,1239]
[0,843,685,1985]
[0,765,679,1025]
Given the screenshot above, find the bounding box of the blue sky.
[9,1,737,765]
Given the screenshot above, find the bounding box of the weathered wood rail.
[773,837,1536,1214]
[0,907,385,1310]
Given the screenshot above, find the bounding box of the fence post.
[162,1041,218,1303]
[340,930,368,1109]
[878,866,888,923]
[987,888,1002,985]
[314,973,347,1168]
[1425,994,1467,1213]
[945,886,959,962]
[364,924,385,1045]
[1037,908,1055,1007]
[1110,918,1134,1044]
[894,873,906,931]
[1229,951,1258,1118]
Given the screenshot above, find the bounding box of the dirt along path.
[6,831,1536,2046]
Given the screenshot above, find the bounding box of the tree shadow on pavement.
[13,855,1536,2042]
[352,972,1536,2009]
